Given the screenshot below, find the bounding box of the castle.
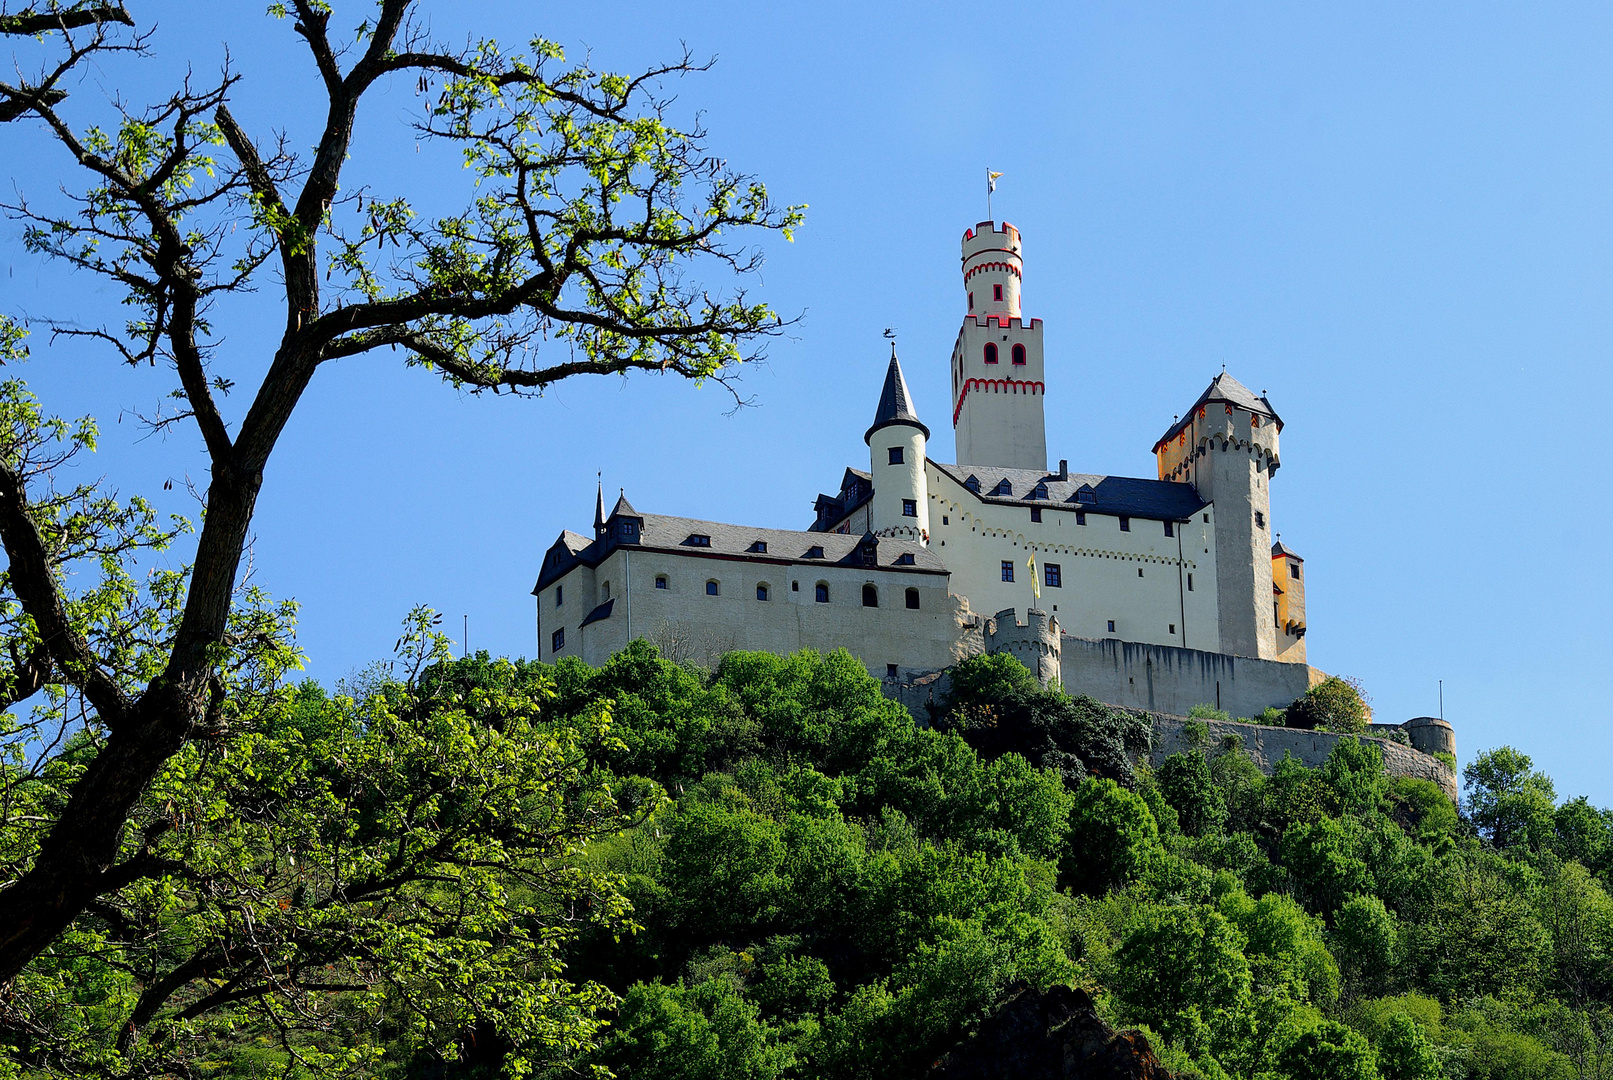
[533,221,1338,721]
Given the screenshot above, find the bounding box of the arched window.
[706,580,719,596]
[1011,343,1026,365]
[983,342,999,365]
[756,583,770,601]
[905,588,920,610]
[862,584,878,608]
[815,582,830,604]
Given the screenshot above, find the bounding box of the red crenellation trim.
[952,378,1045,424]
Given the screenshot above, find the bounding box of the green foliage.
[1288,676,1371,734]
[1465,746,1558,850]
[1112,906,1252,1049]
[1190,703,1232,722]
[1157,750,1229,838]
[935,653,1151,788]
[1265,1013,1381,1080]
[3,617,638,1076]
[1063,777,1163,895]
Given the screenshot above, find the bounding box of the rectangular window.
[1107,620,1116,633]
[1001,560,1014,582]
[1169,623,1176,635]
[1289,563,1300,579]
[888,446,904,465]
[555,585,563,607]
[1203,513,1210,523]
[993,284,1003,301]
[902,499,917,517]
[1254,511,1265,528]
[1119,516,1131,532]
[1075,510,1086,526]
[551,627,565,653]
[1164,520,1174,537]
[1030,506,1042,522]
[886,663,899,679]
[1045,563,1061,588]
[1187,573,1194,591]
[655,575,668,590]
[602,581,610,600]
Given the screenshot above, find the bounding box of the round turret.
[984,607,1062,687]
[1402,716,1457,759]
[867,347,930,544]
[962,221,1022,320]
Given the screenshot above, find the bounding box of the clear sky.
[5,3,1611,800]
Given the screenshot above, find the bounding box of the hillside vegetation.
[8,640,1613,1080]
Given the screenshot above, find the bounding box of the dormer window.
[894,553,916,566]
[805,545,825,559]
[685,533,711,547]
[747,540,768,553]
[984,343,999,365]
[1031,482,1048,500]
[619,520,639,542]
[1073,485,1097,504]
[1012,343,1026,365]
[990,479,1012,497]
[964,475,981,493]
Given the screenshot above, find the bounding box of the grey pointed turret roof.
[1271,539,1303,561]
[593,480,607,533]
[611,492,638,518]
[864,346,930,444]
[1154,371,1282,449]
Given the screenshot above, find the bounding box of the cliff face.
[931,982,1173,1080]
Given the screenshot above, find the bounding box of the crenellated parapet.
[985,607,1062,687]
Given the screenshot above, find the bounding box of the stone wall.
[1059,635,1315,720]
[1150,714,1458,800]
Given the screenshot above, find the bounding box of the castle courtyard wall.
[1059,635,1314,719]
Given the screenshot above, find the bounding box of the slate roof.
[865,348,930,443]
[535,500,945,594]
[931,463,1207,522]
[1155,372,1283,449]
[809,467,874,533]
[1271,540,1303,561]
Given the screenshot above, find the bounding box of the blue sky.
[5,3,1611,800]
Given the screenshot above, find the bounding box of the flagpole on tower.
[987,169,1003,220]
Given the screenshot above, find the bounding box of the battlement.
[958,316,1044,332]
[985,607,1062,686]
[962,220,1021,250]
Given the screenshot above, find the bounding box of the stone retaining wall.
[1150,714,1458,800]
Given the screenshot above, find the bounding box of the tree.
[1267,1015,1381,1080]
[1286,676,1371,734]
[1111,906,1252,1049]
[1,614,645,1076]
[934,654,1151,789]
[1464,747,1557,850]
[0,1,800,980]
[1061,776,1162,895]
[1155,750,1228,838]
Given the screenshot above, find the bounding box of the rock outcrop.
[931,982,1173,1080]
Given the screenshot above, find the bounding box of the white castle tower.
[1155,372,1284,659]
[950,221,1047,470]
[866,345,930,544]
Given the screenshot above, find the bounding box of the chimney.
[1058,459,1068,480]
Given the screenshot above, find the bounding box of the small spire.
[865,346,930,445]
[593,473,606,537]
